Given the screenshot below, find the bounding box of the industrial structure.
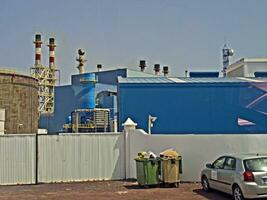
[39,44,160,133]
[0,70,39,134]
[222,44,234,77]
[118,76,267,134]
[39,66,158,133]
[227,58,267,77]
[30,34,59,115]
[62,61,112,133]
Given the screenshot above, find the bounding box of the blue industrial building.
[118,77,267,134]
[39,68,157,133]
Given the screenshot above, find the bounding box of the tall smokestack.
[48,38,56,68]
[97,64,102,72]
[33,34,42,65]
[139,60,146,72]
[154,64,160,75]
[163,66,169,77]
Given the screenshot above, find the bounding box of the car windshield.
[244,157,267,172]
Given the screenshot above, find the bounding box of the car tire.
[232,185,245,200]
[201,176,211,192]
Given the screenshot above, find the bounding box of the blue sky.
[1,0,267,84]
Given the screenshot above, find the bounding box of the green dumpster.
[135,157,160,186]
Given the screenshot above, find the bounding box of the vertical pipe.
[48,38,56,68]
[163,66,169,77]
[76,49,86,74]
[154,64,160,75]
[139,60,146,72]
[34,34,42,66]
[35,133,38,184]
[81,73,96,109]
[75,112,79,133]
[97,64,102,72]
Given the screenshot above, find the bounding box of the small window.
[224,157,236,170]
[213,157,226,169]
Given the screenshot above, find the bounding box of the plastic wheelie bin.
[160,151,182,187]
[135,157,160,186]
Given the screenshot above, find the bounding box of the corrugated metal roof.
[118,77,267,84]
[118,77,173,83]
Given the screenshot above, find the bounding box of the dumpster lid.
[160,149,181,159]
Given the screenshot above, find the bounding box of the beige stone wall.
[0,73,39,134]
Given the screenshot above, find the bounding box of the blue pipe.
[81,73,96,109]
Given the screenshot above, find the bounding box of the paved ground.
[0,181,232,200]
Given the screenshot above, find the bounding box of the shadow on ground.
[124,184,159,190]
[193,188,231,200]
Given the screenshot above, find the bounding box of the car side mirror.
[206,163,213,168]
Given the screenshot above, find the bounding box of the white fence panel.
[0,135,36,185]
[38,133,125,183]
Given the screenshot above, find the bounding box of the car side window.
[212,157,226,169]
[223,157,236,170]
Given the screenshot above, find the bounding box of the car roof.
[223,153,267,160]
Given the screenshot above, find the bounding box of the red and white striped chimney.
[48,38,56,68]
[33,34,42,65]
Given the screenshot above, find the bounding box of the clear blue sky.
[1,0,267,84]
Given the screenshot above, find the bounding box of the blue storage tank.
[80,73,96,109]
[118,77,267,134]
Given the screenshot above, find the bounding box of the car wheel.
[233,185,244,200]
[201,176,211,192]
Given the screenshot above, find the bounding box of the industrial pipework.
[163,66,169,77]
[222,44,234,77]
[154,64,160,75]
[80,73,97,109]
[48,38,56,68]
[33,34,42,66]
[30,34,59,115]
[139,60,146,72]
[97,64,102,72]
[76,49,87,74]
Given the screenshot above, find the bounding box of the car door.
[209,156,227,190]
[217,157,236,194]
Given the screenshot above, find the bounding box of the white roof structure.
[227,58,267,77]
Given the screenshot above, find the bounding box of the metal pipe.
[35,133,38,184]
[75,112,79,133]
[154,64,160,75]
[48,38,56,68]
[76,49,86,74]
[97,64,102,72]
[163,66,169,77]
[139,60,146,72]
[33,34,42,66]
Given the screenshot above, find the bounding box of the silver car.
[201,154,267,200]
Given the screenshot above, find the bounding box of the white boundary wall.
[0,135,36,185]
[38,133,125,183]
[1,130,267,185]
[126,129,267,182]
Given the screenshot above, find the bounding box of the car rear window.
[244,157,267,172]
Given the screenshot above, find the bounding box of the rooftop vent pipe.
[163,66,169,77]
[139,60,146,72]
[76,49,87,74]
[97,64,102,72]
[154,64,160,75]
